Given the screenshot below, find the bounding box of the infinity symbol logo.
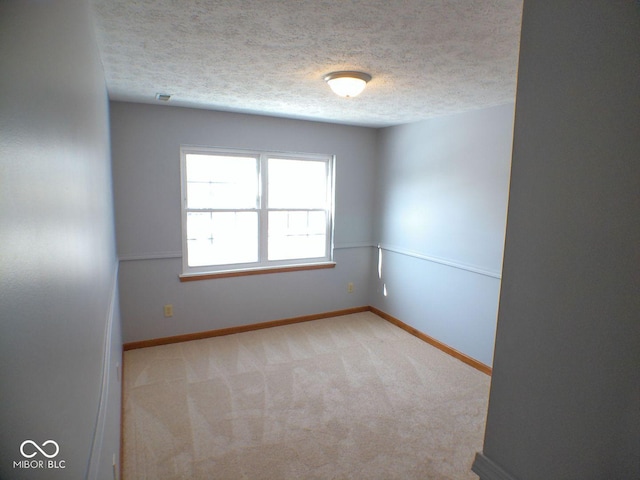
[20,440,60,459]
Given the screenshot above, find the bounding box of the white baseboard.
[471,452,519,480]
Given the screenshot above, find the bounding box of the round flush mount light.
[323,71,372,98]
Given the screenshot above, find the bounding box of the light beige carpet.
[122,312,490,479]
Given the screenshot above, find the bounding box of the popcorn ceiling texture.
[89,0,522,127]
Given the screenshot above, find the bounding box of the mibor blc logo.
[14,440,66,470]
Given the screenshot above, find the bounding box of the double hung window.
[180,146,335,276]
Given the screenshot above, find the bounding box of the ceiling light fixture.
[324,71,372,98]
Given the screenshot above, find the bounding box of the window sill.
[179,262,336,282]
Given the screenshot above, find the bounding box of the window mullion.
[259,154,269,265]
[326,156,335,261]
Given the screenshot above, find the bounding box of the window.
[180,146,335,277]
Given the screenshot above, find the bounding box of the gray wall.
[476,1,639,479]
[111,102,515,365]
[371,105,515,366]
[110,102,377,343]
[0,1,121,479]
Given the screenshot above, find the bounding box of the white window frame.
[179,145,335,277]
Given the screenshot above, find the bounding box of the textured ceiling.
[89,0,523,127]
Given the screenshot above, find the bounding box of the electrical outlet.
[163,304,174,317]
[347,282,354,293]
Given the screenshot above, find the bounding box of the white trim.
[86,263,119,479]
[179,146,335,275]
[119,251,182,262]
[178,261,336,279]
[334,242,375,250]
[471,452,519,480]
[117,244,373,262]
[378,243,502,279]
[117,243,503,282]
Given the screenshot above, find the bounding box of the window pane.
[268,211,326,261]
[186,154,257,209]
[268,158,327,209]
[186,212,258,266]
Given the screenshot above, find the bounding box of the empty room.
[1,1,638,480]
